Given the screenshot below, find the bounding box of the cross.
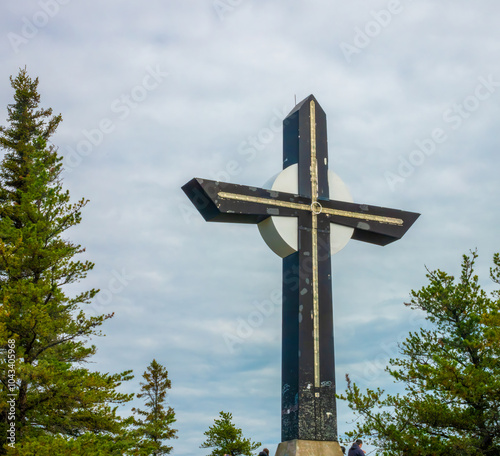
[182,95,419,444]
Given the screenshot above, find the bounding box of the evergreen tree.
[132,359,177,455]
[0,69,134,454]
[200,411,261,456]
[339,251,500,455]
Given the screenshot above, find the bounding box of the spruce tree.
[132,359,177,455]
[339,251,500,455]
[0,69,134,454]
[200,411,261,456]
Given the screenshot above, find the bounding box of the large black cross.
[182,95,419,443]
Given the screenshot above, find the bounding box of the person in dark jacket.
[348,439,365,456]
[258,449,269,456]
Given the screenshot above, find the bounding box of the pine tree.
[200,411,261,456]
[132,359,177,455]
[339,251,500,455]
[0,69,134,454]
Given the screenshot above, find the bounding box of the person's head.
[263,449,269,455]
[355,439,363,447]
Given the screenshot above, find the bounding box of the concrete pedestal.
[275,439,344,456]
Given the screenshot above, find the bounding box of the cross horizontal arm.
[182,177,420,245]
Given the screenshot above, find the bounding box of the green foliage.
[0,69,134,454]
[200,411,261,456]
[131,359,177,455]
[5,433,138,456]
[338,251,500,455]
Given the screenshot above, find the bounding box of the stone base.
[275,439,344,456]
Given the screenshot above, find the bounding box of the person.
[348,439,365,456]
[258,449,269,456]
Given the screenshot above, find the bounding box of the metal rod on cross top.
[182,95,419,455]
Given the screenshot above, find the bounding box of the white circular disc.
[258,164,354,258]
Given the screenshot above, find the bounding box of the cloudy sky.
[2,1,500,454]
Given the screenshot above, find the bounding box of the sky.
[1,1,500,454]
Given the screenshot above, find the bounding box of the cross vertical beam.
[281,97,336,441]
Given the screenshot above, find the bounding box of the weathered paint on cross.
[182,95,419,443]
